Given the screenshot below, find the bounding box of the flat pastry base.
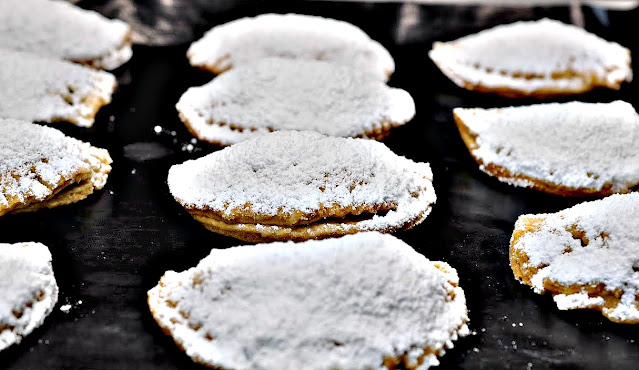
[453,111,627,197]
[187,206,431,243]
[509,215,639,324]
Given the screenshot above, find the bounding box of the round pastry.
[1,242,58,351]
[510,192,639,324]
[187,13,394,81]
[0,0,132,70]
[176,58,415,145]
[453,101,639,197]
[0,119,112,216]
[429,18,632,98]
[167,131,435,243]
[148,232,469,369]
[0,49,116,127]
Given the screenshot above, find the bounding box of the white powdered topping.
[0,119,112,208]
[168,131,435,230]
[0,242,58,351]
[429,18,632,93]
[0,0,132,70]
[187,13,394,80]
[0,49,117,127]
[455,101,639,192]
[512,193,639,322]
[148,232,469,369]
[177,58,415,145]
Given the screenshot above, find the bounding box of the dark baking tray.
[1,1,638,369]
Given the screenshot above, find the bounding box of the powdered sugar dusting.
[0,0,132,70]
[429,18,632,94]
[0,49,116,127]
[177,58,414,145]
[168,131,435,230]
[187,13,394,80]
[0,119,112,210]
[147,232,469,369]
[0,242,58,351]
[455,101,639,193]
[512,193,639,322]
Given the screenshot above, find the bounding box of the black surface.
[1,2,638,369]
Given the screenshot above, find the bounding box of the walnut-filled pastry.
[176,58,415,146]
[429,18,632,98]
[168,131,435,242]
[148,232,469,369]
[510,193,639,324]
[187,13,394,81]
[0,50,116,127]
[453,101,639,197]
[0,119,112,216]
[0,0,132,70]
[0,242,58,350]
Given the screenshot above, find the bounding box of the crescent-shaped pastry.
[0,119,112,216]
[510,193,639,324]
[453,101,639,197]
[168,131,435,242]
[0,242,58,351]
[429,19,632,98]
[187,13,394,81]
[0,50,116,127]
[148,232,469,369]
[176,58,415,146]
[0,0,132,70]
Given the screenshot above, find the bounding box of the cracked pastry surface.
[176,58,415,146]
[0,0,132,70]
[0,119,112,216]
[429,18,632,98]
[0,242,58,351]
[148,232,469,369]
[0,49,117,127]
[187,13,394,81]
[510,193,639,324]
[453,101,639,197]
[168,131,435,242]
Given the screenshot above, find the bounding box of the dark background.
[1,1,638,369]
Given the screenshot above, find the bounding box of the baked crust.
[510,214,639,324]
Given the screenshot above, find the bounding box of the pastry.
[0,242,58,350]
[187,13,394,81]
[0,119,112,216]
[0,0,132,70]
[176,58,415,145]
[148,232,469,369]
[167,131,435,243]
[0,49,116,127]
[510,192,639,324]
[429,18,632,98]
[453,101,639,197]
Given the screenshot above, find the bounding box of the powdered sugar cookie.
[429,18,632,98]
[510,193,639,324]
[187,13,394,80]
[148,232,469,369]
[0,119,112,216]
[453,101,639,197]
[168,131,435,242]
[1,242,58,351]
[176,58,415,146]
[0,50,116,127]
[0,0,132,70]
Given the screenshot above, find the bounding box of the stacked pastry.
[151,14,471,370]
